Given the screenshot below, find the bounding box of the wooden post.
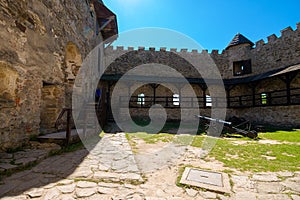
[268,92,272,106]
[203,92,206,108]
[174,83,185,106]
[287,80,291,105]
[66,108,71,146]
[106,81,113,122]
[285,73,296,105]
[150,83,159,105]
[249,83,257,107]
[83,106,87,138]
[278,73,297,105]
[225,85,234,108]
[153,86,156,104]
[239,96,242,107]
[166,96,168,107]
[127,82,133,107]
[199,84,207,108]
[252,87,256,106]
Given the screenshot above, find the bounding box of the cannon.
[195,115,258,139]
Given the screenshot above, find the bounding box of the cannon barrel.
[195,115,232,125]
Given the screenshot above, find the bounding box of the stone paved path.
[0,142,61,174]
[0,133,299,200]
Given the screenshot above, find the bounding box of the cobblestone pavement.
[0,142,61,174]
[0,133,299,200]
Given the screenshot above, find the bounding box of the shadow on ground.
[0,134,102,198]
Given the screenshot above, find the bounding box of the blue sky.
[104,0,300,51]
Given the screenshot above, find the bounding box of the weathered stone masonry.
[0,0,299,151]
[102,23,300,127]
[0,0,116,151]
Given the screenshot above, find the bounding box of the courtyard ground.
[0,129,299,200]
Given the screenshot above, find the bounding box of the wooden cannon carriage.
[195,115,258,139]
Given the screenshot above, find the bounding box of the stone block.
[180,167,231,194]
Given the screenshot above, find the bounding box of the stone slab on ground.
[0,142,61,174]
[180,167,231,194]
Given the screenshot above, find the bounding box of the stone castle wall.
[104,22,300,79]
[104,22,300,127]
[0,0,299,150]
[227,105,300,127]
[0,0,102,151]
[218,24,300,78]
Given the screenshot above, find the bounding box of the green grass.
[259,130,300,142]
[126,131,201,146]
[99,131,105,138]
[173,135,196,145]
[126,131,300,172]
[191,135,300,172]
[126,132,174,144]
[125,128,300,172]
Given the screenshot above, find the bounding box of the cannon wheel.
[246,130,258,139]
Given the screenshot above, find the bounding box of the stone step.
[37,129,84,145]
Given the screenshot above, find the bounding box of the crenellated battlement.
[104,22,300,81]
[105,45,224,56]
[106,45,205,53]
[254,23,300,48]
[106,22,299,56]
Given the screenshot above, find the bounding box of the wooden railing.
[55,108,72,145]
[118,88,300,109]
[228,87,300,108]
[54,100,103,146]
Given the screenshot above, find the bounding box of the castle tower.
[225,33,254,77]
[226,33,254,50]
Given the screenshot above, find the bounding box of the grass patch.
[191,133,299,172]
[191,135,205,147]
[173,135,196,145]
[176,165,189,188]
[126,132,174,144]
[127,132,202,146]
[259,130,300,142]
[99,131,105,138]
[126,133,138,154]
[126,131,299,172]
[208,138,300,172]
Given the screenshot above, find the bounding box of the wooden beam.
[225,85,234,108]
[249,83,257,107]
[279,73,298,105]
[198,84,207,108]
[149,83,159,104]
